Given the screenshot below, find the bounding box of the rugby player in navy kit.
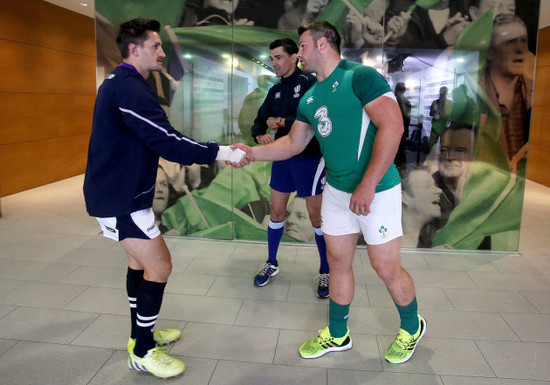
[84,18,243,379]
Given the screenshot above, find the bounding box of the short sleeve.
[352,66,392,106]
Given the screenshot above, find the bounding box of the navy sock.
[314,227,329,273]
[134,279,166,357]
[126,267,144,340]
[395,297,419,335]
[267,220,284,266]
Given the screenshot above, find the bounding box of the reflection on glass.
[94,0,539,251]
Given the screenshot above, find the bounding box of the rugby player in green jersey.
[231,21,425,364]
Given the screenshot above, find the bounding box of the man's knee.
[327,251,353,271]
[371,259,402,282]
[145,257,172,282]
[270,207,287,222]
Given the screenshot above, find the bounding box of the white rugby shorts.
[321,183,403,245]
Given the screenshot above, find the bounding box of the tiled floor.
[0,174,549,385]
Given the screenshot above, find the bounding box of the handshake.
[215,144,253,168]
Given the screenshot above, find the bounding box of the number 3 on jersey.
[314,106,332,137]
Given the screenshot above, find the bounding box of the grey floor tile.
[467,271,550,291]
[0,338,18,356]
[527,258,550,273]
[295,245,324,263]
[521,290,550,313]
[410,270,478,289]
[160,293,243,324]
[169,254,195,273]
[445,288,539,313]
[88,350,217,385]
[287,280,335,304]
[0,278,17,293]
[59,265,127,289]
[329,368,445,385]
[207,276,290,300]
[539,273,550,287]
[500,313,550,342]
[346,306,402,335]
[171,322,278,363]
[419,310,518,340]
[209,360,327,385]
[0,243,77,263]
[275,262,328,282]
[476,340,550,381]
[71,313,186,350]
[0,257,15,269]
[0,280,88,308]
[366,285,454,310]
[0,341,113,385]
[274,244,300,261]
[275,329,382,371]
[56,247,127,268]
[63,286,128,315]
[491,255,543,273]
[378,336,494,377]
[236,299,327,330]
[400,252,431,270]
[75,234,119,250]
[169,239,236,259]
[230,243,270,261]
[0,304,16,318]
[0,260,80,282]
[0,307,98,344]
[2,175,550,384]
[166,272,216,295]
[183,257,257,278]
[70,313,129,350]
[440,377,547,385]
[423,252,500,272]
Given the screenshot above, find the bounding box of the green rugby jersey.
[296,60,401,193]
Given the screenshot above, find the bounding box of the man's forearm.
[251,135,299,161]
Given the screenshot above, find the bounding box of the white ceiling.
[44,0,549,27]
[43,0,95,19]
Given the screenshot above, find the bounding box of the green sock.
[328,299,350,338]
[395,297,419,335]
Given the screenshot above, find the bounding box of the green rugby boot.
[385,315,426,364]
[127,328,182,353]
[299,326,352,359]
[128,346,185,378]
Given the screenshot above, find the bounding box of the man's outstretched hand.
[228,143,255,168]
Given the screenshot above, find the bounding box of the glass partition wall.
[95,0,541,252]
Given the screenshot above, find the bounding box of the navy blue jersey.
[251,68,321,157]
[84,64,219,217]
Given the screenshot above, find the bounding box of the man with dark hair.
[234,21,425,364]
[250,37,329,298]
[83,17,243,379]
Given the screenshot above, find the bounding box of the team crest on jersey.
[275,92,281,99]
[314,106,332,137]
[293,84,301,98]
[332,81,339,93]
